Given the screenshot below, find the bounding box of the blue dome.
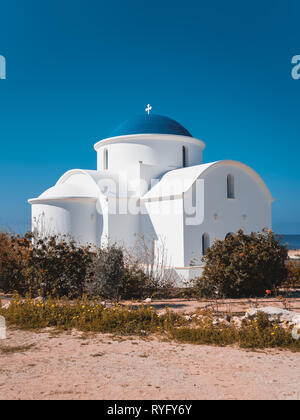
[109,114,192,138]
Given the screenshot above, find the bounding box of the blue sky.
[0,0,299,234]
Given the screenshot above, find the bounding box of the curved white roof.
[28,160,273,204]
[39,183,95,199]
[142,160,274,202]
[56,168,121,198]
[28,168,120,203]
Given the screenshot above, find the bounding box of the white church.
[28,106,273,280]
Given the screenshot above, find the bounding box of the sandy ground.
[0,327,299,400]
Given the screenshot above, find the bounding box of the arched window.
[103,148,108,170]
[227,174,234,198]
[202,233,210,256]
[182,146,187,167]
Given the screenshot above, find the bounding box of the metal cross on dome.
[145,104,152,115]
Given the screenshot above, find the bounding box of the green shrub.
[0,232,95,298]
[194,229,288,298]
[27,235,94,298]
[0,232,32,293]
[283,260,300,289]
[85,244,125,300]
[120,263,151,300]
[86,245,156,300]
[0,232,162,300]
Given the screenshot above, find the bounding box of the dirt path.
[0,328,299,400]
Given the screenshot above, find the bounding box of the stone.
[292,327,300,340]
[33,296,43,303]
[232,317,242,328]
[292,317,300,330]
[246,306,300,325]
[144,298,152,303]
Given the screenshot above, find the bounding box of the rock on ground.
[246,306,300,327]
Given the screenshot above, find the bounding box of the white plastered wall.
[183,162,273,267]
[141,198,185,267]
[94,134,205,174]
[31,199,102,246]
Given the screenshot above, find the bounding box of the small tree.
[194,229,288,298]
[86,244,125,300]
[120,262,150,299]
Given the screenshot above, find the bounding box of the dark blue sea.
[278,234,300,250]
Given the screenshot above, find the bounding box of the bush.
[86,244,125,300]
[120,263,150,300]
[27,235,94,298]
[194,229,288,298]
[283,260,300,289]
[0,232,172,301]
[0,232,94,298]
[86,245,155,300]
[0,232,32,294]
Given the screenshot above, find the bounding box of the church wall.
[104,198,140,249]
[141,198,185,267]
[183,164,272,267]
[96,137,203,173]
[31,199,102,246]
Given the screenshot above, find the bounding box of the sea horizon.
[278,234,300,250]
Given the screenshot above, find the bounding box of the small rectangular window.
[227,174,234,198]
[103,149,108,170]
[182,146,187,167]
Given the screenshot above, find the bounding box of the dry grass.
[0,343,35,354]
[0,295,300,351]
